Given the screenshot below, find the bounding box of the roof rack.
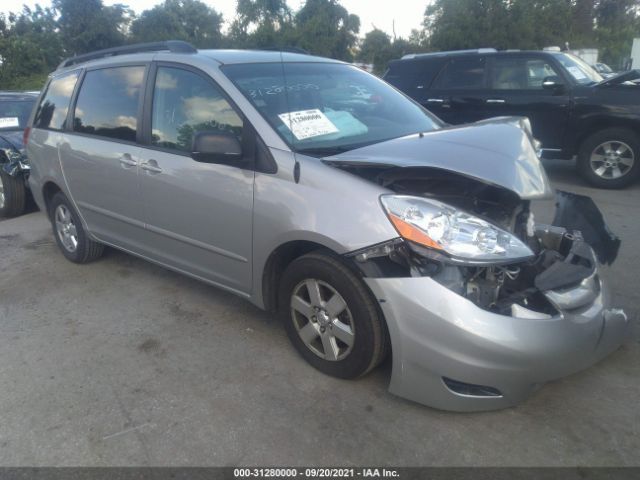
[257,46,310,55]
[401,48,497,60]
[57,40,197,70]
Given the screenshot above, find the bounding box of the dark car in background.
[0,91,38,217]
[384,49,640,189]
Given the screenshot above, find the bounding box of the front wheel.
[0,171,26,217]
[577,128,640,188]
[279,252,388,379]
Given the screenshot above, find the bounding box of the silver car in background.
[26,41,628,411]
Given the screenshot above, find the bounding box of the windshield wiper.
[296,146,353,157]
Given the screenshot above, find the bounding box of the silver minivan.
[26,41,628,411]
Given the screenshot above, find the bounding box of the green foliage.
[0,5,63,90]
[1,0,639,90]
[358,29,422,75]
[424,0,640,68]
[52,0,130,55]
[294,0,360,61]
[130,0,223,48]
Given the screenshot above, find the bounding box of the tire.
[577,128,640,189]
[0,171,26,217]
[49,192,104,263]
[279,251,388,379]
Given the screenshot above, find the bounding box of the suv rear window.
[73,66,145,142]
[385,58,446,91]
[434,57,487,89]
[33,70,80,130]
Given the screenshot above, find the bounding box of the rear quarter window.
[73,66,145,143]
[33,70,80,130]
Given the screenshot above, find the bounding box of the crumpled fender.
[552,190,620,265]
[0,147,29,177]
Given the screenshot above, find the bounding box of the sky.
[1,0,428,38]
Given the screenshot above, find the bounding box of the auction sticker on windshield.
[279,109,339,140]
[0,117,20,129]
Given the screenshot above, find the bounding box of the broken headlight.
[380,195,534,264]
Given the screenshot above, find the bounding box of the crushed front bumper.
[365,269,628,412]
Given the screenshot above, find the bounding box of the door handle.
[119,154,137,168]
[141,160,163,174]
[426,98,445,103]
[486,99,506,104]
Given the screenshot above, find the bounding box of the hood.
[0,130,25,151]
[323,119,553,200]
[597,69,640,87]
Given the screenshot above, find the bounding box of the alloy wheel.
[290,278,355,361]
[54,204,78,252]
[590,141,635,180]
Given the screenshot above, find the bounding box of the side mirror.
[191,131,245,166]
[542,76,565,93]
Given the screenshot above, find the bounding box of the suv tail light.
[23,126,31,146]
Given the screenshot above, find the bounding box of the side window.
[73,66,145,142]
[151,66,243,153]
[491,57,560,90]
[33,70,80,130]
[434,57,487,89]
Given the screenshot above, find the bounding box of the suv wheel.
[279,252,388,379]
[50,192,104,263]
[577,128,640,188]
[0,171,26,217]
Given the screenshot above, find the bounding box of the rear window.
[433,57,487,89]
[73,66,145,142]
[33,70,80,130]
[0,99,36,130]
[385,58,446,91]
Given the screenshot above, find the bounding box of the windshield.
[222,62,440,155]
[553,53,603,85]
[0,99,35,130]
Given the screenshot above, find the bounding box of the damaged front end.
[331,120,628,410]
[1,146,29,177]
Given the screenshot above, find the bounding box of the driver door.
[138,64,254,294]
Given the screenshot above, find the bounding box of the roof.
[0,91,39,101]
[397,49,560,62]
[54,41,341,73]
[199,49,341,65]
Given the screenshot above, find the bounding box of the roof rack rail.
[401,48,497,60]
[257,46,310,55]
[57,40,197,70]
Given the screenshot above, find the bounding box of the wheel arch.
[41,181,63,219]
[261,240,336,313]
[575,117,640,153]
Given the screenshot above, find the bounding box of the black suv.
[0,91,38,216]
[384,49,640,188]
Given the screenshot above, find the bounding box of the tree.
[227,0,295,48]
[52,0,130,56]
[294,0,360,61]
[130,0,223,48]
[424,0,511,51]
[0,5,63,89]
[358,29,422,75]
[595,0,640,68]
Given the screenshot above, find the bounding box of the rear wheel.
[279,252,388,379]
[577,128,640,188]
[0,171,26,217]
[49,192,104,263]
